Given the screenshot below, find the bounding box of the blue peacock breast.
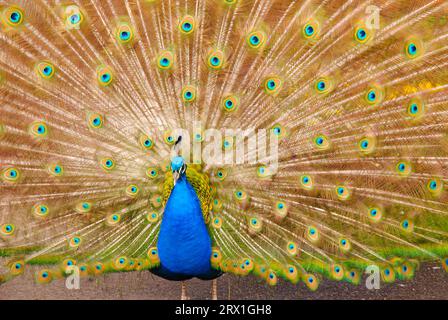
[154,175,218,280]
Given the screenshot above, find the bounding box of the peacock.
[0,0,448,300]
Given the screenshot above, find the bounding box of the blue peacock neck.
[153,157,216,280]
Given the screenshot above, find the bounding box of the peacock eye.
[96,66,114,86]
[207,50,224,69]
[211,57,220,66]
[157,51,174,70]
[246,30,266,49]
[1,223,15,236]
[179,16,195,34]
[10,11,21,23]
[305,25,314,36]
[4,7,24,27]
[121,31,129,40]
[70,14,81,24]
[317,81,325,91]
[115,22,134,44]
[407,43,417,56]
[222,95,239,112]
[361,140,368,148]
[100,158,115,171]
[313,134,330,150]
[250,35,259,45]
[29,121,49,138]
[356,29,366,40]
[302,19,320,40]
[314,77,333,94]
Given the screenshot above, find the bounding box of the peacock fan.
[0,0,447,300]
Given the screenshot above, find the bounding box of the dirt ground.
[0,263,447,300]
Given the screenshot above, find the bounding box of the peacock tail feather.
[0,0,448,290]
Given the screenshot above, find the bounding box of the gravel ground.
[0,263,447,300]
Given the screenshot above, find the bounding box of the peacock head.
[171,156,186,185]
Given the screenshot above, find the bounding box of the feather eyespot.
[76,201,92,214]
[405,38,423,59]
[367,206,383,222]
[381,266,396,283]
[47,163,64,177]
[100,158,115,171]
[330,264,344,280]
[215,168,228,181]
[179,16,195,35]
[358,136,376,154]
[212,216,222,229]
[147,248,160,264]
[335,185,350,200]
[395,161,412,177]
[406,98,424,119]
[354,23,373,44]
[87,113,104,129]
[286,241,298,256]
[61,258,77,270]
[314,77,333,94]
[114,256,128,269]
[163,130,175,145]
[364,84,384,105]
[222,136,234,150]
[29,121,48,138]
[274,201,288,219]
[256,165,272,178]
[302,19,320,40]
[271,123,287,139]
[339,238,351,252]
[303,274,319,291]
[181,85,197,103]
[146,167,158,179]
[222,95,239,112]
[212,198,223,212]
[69,236,82,248]
[33,204,49,218]
[313,134,330,150]
[307,226,319,242]
[116,22,134,44]
[10,261,25,275]
[63,5,84,29]
[2,167,20,183]
[207,50,225,70]
[107,213,121,226]
[125,184,139,198]
[1,223,15,236]
[400,219,414,232]
[246,31,266,49]
[96,65,114,86]
[2,6,24,27]
[427,178,443,197]
[36,61,56,79]
[139,134,154,150]
[36,270,52,284]
[150,194,162,208]
[264,77,282,95]
[146,211,159,223]
[300,174,314,190]
[157,51,174,70]
[248,217,262,234]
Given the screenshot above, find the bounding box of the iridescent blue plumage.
[151,157,221,281]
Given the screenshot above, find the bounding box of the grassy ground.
[0,262,447,300]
